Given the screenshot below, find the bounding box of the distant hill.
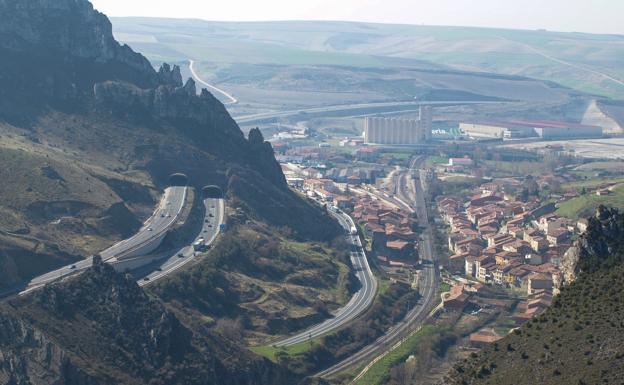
[446,206,624,385]
[111,18,624,100]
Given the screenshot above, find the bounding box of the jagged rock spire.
[157,63,183,87]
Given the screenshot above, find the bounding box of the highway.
[22,186,188,293]
[316,156,439,379]
[188,60,238,105]
[275,206,377,347]
[102,186,187,260]
[233,100,505,125]
[138,197,224,286]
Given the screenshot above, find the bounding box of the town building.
[364,106,433,145]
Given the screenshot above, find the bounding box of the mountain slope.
[0,0,339,289]
[0,0,350,382]
[0,257,293,385]
[446,206,624,385]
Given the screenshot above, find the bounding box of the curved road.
[21,186,188,294]
[188,60,238,105]
[316,156,439,379]
[103,186,187,260]
[275,207,377,347]
[138,197,224,286]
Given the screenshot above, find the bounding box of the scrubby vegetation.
[446,206,624,385]
[271,282,420,375]
[0,258,293,385]
[151,221,356,337]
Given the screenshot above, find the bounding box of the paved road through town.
[316,156,439,379]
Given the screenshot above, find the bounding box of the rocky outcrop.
[0,313,100,385]
[93,78,238,132]
[0,257,294,385]
[246,128,287,187]
[0,0,157,84]
[558,206,624,289]
[559,244,580,287]
[157,63,183,87]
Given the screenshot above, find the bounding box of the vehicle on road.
[147,227,153,231]
[143,277,150,281]
[177,253,184,258]
[193,239,210,252]
[70,265,76,270]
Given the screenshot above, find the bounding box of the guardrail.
[113,187,187,261]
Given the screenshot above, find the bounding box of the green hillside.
[111,18,624,99]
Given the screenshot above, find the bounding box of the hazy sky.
[91,0,623,35]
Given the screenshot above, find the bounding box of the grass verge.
[250,339,320,363]
[353,324,442,385]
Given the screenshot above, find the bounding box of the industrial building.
[532,121,603,139]
[364,106,433,145]
[460,120,602,140]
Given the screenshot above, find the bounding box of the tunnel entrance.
[168,173,189,187]
[202,185,223,199]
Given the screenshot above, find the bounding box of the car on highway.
[209,213,214,217]
[177,253,184,258]
[143,277,150,281]
[147,227,153,231]
[70,265,76,270]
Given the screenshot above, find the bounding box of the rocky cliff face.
[559,206,624,288]
[0,0,158,84]
[0,0,287,197]
[0,258,293,385]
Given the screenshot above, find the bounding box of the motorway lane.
[317,260,437,379]
[101,186,187,260]
[275,209,377,347]
[22,186,188,293]
[316,156,439,379]
[234,100,505,125]
[138,197,224,286]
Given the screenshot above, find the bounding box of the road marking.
[275,210,377,347]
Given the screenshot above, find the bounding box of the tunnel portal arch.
[202,185,223,199]
[168,173,189,187]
